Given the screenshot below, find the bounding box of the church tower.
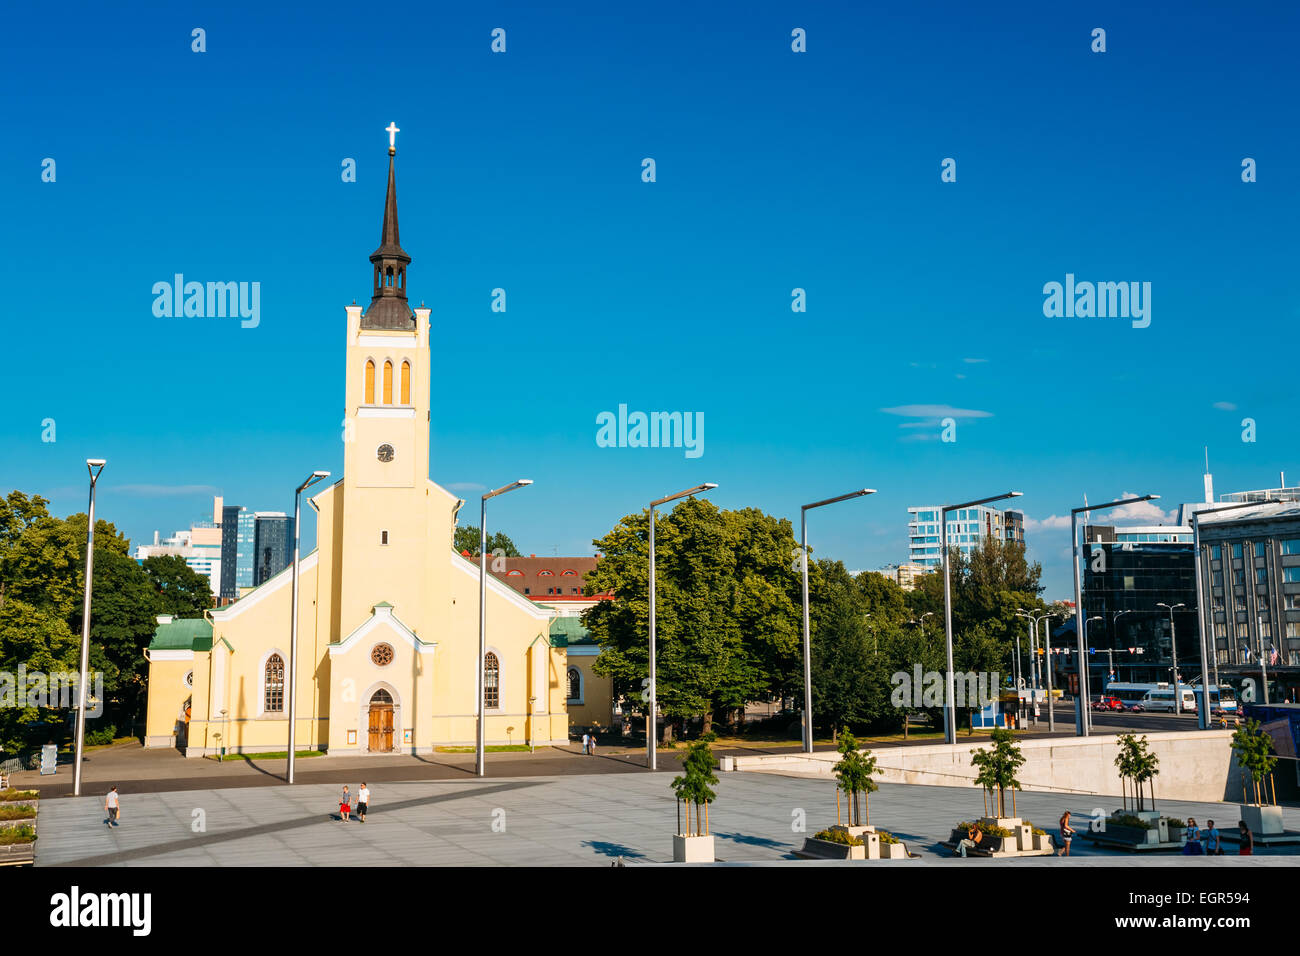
[338,125,433,630]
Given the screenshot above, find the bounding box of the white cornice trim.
[329,603,437,656]
[148,649,195,662]
[212,551,319,622]
[452,552,554,621]
[358,406,416,419]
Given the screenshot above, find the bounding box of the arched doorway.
[368,688,394,753]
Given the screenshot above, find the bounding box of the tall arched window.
[484,652,500,709]
[567,667,582,702]
[400,361,410,404]
[364,360,375,404]
[265,654,285,713]
[382,361,393,404]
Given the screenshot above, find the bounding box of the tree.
[954,623,1009,734]
[970,728,1025,818]
[671,740,718,836]
[832,728,880,826]
[453,525,521,558]
[1114,733,1160,812]
[585,499,801,736]
[810,561,892,739]
[0,600,80,753]
[1231,720,1278,806]
[143,555,214,617]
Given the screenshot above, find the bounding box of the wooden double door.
[368,689,394,752]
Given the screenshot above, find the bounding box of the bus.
[1105,682,1236,714]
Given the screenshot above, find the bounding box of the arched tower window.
[400,361,411,404]
[265,654,285,713]
[364,360,375,404]
[383,361,393,404]
[484,652,500,709]
[567,667,582,702]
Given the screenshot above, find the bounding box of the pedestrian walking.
[1204,819,1222,855]
[588,731,597,756]
[1056,810,1075,857]
[104,786,121,827]
[357,782,370,823]
[1238,820,1253,855]
[339,785,351,823]
[581,732,590,755]
[1183,817,1203,855]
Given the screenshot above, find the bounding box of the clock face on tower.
[377,443,395,463]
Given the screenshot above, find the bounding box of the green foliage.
[832,728,880,826]
[83,723,118,746]
[956,820,1013,838]
[1115,734,1160,812]
[970,728,1025,817]
[585,499,802,730]
[453,525,521,558]
[812,828,862,846]
[811,562,897,735]
[142,555,214,617]
[671,740,719,835]
[1231,719,1278,804]
[0,824,36,845]
[0,789,39,802]
[0,490,159,753]
[0,804,36,820]
[1165,817,1186,829]
[1107,813,1154,831]
[877,829,900,845]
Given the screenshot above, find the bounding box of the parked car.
[1125,702,1145,713]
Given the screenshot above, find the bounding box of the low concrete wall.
[733,731,1244,803]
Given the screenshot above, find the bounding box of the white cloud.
[880,404,994,420]
[962,357,989,364]
[1212,401,1237,411]
[1023,513,1072,532]
[1095,492,1179,525]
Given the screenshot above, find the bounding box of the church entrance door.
[368,689,394,752]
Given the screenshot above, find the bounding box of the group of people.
[957,809,1259,858]
[1181,817,1254,855]
[337,783,372,823]
[580,732,599,755]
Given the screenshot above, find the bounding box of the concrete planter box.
[1240,804,1284,836]
[0,841,36,866]
[673,834,714,863]
[799,836,865,859]
[879,840,908,859]
[1105,824,1156,845]
[1168,826,1186,844]
[1013,824,1033,852]
[718,756,735,772]
[981,816,1021,830]
[1032,832,1051,852]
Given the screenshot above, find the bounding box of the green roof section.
[148,617,213,651]
[548,616,594,646]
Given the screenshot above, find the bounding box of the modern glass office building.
[907,505,1025,570]
[252,512,292,586]
[219,505,258,599]
[1078,528,1199,686]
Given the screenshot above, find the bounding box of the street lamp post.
[1017,609,1055,729]
[648,483,717,771]
[287,470,330,785]
[73,459,106,798]
[1041,615,1058,731]
[1071,495,1160,736]
[941,491,1022,744]
[1156,603,1186,715]
[800,488,875,753]
[478,479,533,777]
[1192,499,1276,727]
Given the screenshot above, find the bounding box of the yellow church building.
[144,131,570,756]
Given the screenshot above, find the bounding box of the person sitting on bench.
[956,825,983,857]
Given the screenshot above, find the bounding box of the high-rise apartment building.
[907,505,1026,570]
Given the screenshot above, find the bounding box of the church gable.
[329,602,435,657]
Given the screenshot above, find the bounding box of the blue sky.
[2,0,1296,598]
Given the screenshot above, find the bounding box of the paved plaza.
[31,770,1300,867]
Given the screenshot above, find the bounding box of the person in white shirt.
[357,783,371,823]
[104,786,120,827]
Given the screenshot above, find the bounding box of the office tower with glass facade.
[907,505,1025,570]
[252,512,292,586]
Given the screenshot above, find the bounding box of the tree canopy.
[453,525,522,558]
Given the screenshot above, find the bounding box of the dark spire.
[362,126,415,330]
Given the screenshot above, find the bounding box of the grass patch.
[435,744,532,753]
[0,825,36,845]
[218,750,325,761]
[0,789,38,802]
[0,805,36,821]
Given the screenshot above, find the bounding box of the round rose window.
[371,643,394,666]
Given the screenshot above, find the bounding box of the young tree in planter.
[969,728,1024,818]
[832,728,880,827]
[671,740,719,837]
[1231,719,1278,806]
[1114,734,1160,812]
